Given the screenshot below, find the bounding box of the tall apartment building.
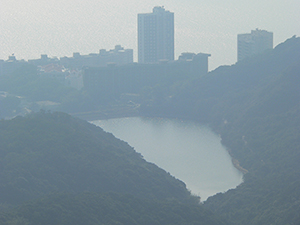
[138,6,174,63]
[237,29,273,61]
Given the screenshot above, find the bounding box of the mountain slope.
[140,36,300,225]
[0,111,233,224]
[0,111,195,206]
[204,51,300,225]
[0,192,229,225]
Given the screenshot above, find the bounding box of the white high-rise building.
[237,29,273,62]
[138,6,174,63]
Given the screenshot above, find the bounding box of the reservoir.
[92,117,243,201]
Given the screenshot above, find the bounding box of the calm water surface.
[92,117,243,201]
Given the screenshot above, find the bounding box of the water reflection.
[92,117,243,201]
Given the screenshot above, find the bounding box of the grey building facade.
[138,6,174,63]
[238,29,273,62]
[83,52,210,100]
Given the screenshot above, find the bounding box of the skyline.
[1,0,299,70]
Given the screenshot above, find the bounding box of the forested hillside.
[0,111,195,205]
[0,111,230,224]
[141,36,300,225]
[1,36,299,224]
[0,192,227,225]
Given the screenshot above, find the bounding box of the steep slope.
[0,111,233,225]
[0,111,195,206]
[0,192,229,225]
[204,51,300,225]
[140,36,300,224]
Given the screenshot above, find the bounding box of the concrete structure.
[38,64,83,90]
[0,55,27,77]
[138,6,174,63]
[65,69,84,90]
[238,29,273,61]
[28,45,133,69]
[59,45,133,69]
[84,52,210,99]
[38,64,68,84]
[28,54,59,66]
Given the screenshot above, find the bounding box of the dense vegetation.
[140,36,300,224]
[0,111,196,205]
[0,64,74,103]
[0,192,227,225]
[0,64,94,118]
[1,36,299,224]
[0,111,231,224]
[0,95,21,119]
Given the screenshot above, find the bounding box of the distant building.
[38,64,83,90]
[138,6,174,63]
[99,45,133,65]
[237,29,273,61]
[28,54,59,66]
[0,55,27,77]
[65,69,84,90]
[178,53,211,75]
[38,64,68,84]
[28,46,133,69]
[59,45,133,69]
[83,52,210,98]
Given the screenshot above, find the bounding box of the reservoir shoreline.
[71,109,248,175]
[91,115,244,200]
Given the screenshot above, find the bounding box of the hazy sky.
[1,0,299,70]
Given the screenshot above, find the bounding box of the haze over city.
[1,0,299,70]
